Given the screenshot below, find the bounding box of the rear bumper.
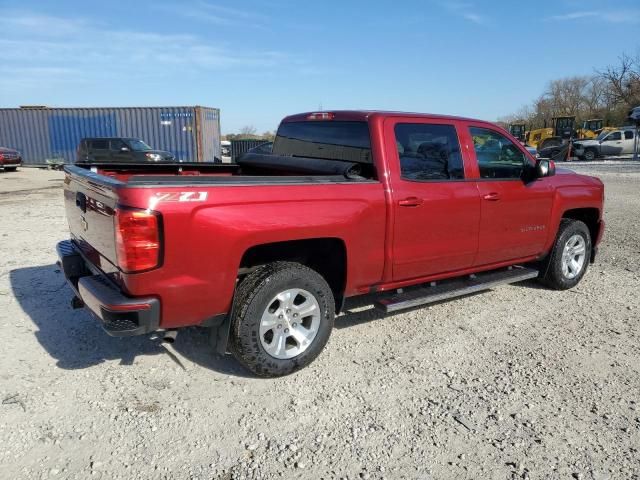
[56,240,160,336]
[1,160,21,167]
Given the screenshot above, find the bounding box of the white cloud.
[158,1,270,27]
[548,10,640,23]
[462,12,486,25]
[441,1,489,25]
[0,9,294,91]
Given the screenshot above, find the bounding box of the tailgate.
[63,166,122,271]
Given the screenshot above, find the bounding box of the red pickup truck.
[57,111,605,377]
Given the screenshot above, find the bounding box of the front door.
[468,125,554,266]
[600,131,624,156]
[389,119,480,281]
[110,139,131,162]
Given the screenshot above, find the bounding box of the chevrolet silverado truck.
[57,111,605,377]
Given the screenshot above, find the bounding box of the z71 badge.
[154,192,208,202]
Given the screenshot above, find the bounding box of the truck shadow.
[9,264,251,377]
[10,264,518,377]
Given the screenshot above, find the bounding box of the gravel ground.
[0,166,638,480]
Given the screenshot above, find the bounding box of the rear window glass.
[273,121,372,164]
[90,140,109,150]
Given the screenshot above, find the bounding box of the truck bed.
[72,154,373,187]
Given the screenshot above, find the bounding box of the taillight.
[114,208,161,273]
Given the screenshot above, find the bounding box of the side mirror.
[536,158,555,178]
[120,147,130,152]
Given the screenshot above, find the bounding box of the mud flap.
[209,314,231,354]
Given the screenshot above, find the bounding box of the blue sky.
[1,0,639,134]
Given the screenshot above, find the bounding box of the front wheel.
[583,148,597,161]
[229,262,335,377]
[539,219,591,290]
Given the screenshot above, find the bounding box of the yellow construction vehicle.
[508,122,527,142]
[575,119,617,139]
[526,116,576,150]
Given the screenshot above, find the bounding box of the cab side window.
[395,123,464,181]
[470,127,527,180]
[624,130,634,140]
[607,132,622,141]
[111,139,126,151]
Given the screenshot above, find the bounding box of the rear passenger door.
[623,130,636,154]
[89,139,110,162]
[466,125,553,266]
[387,118,481,280]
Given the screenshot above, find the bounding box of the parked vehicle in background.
[76,138,176,163]
[221,140,232,163]
[573,128,637,160]
[57,110,605,377]
[242,141,273,157]
[509,123,526,142]
[0,147,22,171]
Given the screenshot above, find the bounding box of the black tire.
[3,167,17,172]
[583,148,597,161]
[229,262,335,377]
[539,219,591,290]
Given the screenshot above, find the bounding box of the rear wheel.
[229,262,335,377]
[539,219,591,290]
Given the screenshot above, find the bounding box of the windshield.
[596,131,609,141]
[127,139,153,151]
[273,121,372,163]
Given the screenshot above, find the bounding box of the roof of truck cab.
[281,111,489,124]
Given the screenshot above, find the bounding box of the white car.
[221,140,232,163]
[573,128,637,160]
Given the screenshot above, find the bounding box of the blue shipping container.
[0,106,221,165]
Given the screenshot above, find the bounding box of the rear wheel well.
[239,239,347,311]
[561,208,600,253]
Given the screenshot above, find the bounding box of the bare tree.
[239,125,258,136]
[597,53,640,107]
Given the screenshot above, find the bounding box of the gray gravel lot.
[0,166,639,480]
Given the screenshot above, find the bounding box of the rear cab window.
[394,123,464,181]
[273,121,375,178]
[90,140,109,150]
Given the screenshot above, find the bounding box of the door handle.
[483,192,501,201]
[398,197,424,207]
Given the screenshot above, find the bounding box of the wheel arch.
[561,207,601,262]
[238,238,348,312]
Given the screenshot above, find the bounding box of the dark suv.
[77,138,176,163]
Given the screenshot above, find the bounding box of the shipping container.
[0,106,221,165]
